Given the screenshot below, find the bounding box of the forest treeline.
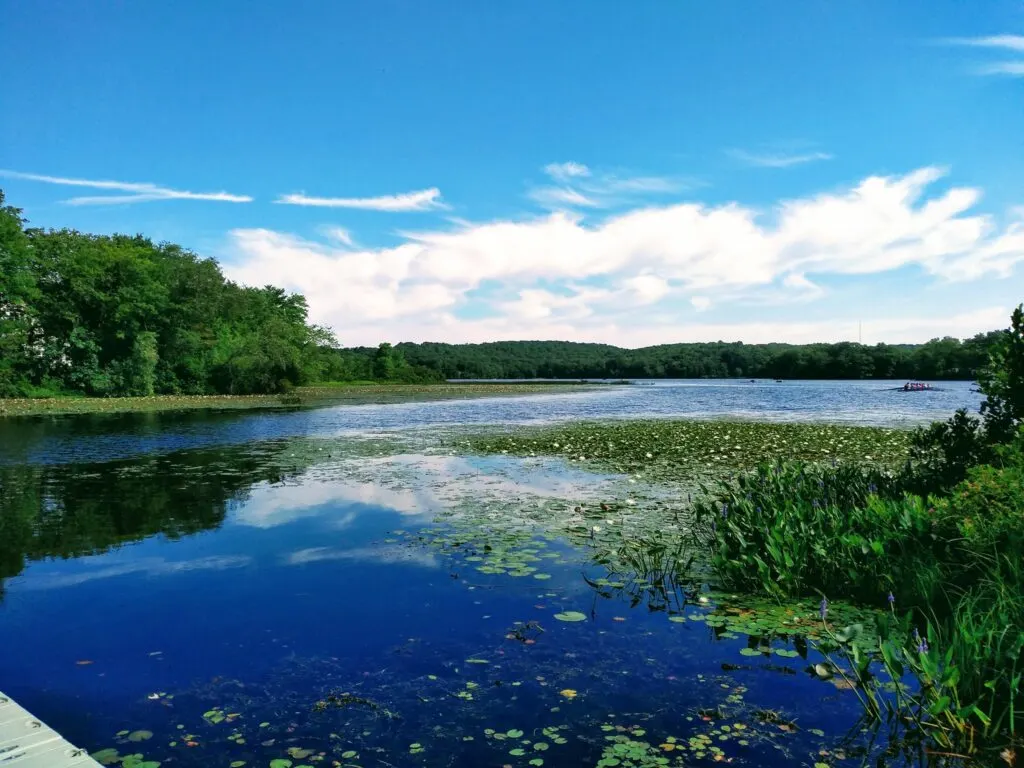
[0,189,1007,397]
[381,333,1005,381]
[0,191,439,397]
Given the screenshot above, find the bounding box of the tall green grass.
[694,445,1024,757]
[691,460,943,604]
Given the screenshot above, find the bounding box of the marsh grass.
[695,443,1024,759]
[689,461,944,604]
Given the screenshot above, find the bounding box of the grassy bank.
[0,382,597,418]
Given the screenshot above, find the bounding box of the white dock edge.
[0,691,102,767]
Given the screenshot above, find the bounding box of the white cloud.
[941,35,1024,76]
[223,167,1024,345]
[544,161,591,181]
[530,162,688,210]
[528,187,599,208]
[944,35,1024,52]
[691,296,711,311]
[342,306,1010,348]
[975,61,1024,76]
[20,555,252,590]
[275,187,445,211]
[0,169,253,205]
[729,149,834,168]
[322,226,355,247]
[284,546,438,569]
[623,274,670,304]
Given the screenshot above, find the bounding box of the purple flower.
[819,598,828,621]
[912,627,928,653]
[868,483,878,494]
[812,499,820,508]
[887,592,895,606]
[756,506,762,513]
[721,503,729,520]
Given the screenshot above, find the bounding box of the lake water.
[0,381,981,768]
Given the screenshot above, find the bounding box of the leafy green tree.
[978,304,1024,443]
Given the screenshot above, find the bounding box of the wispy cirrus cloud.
[941,35,1024,76]
[528,186,599,208]
[975,61,1024,76]
[942,34,1024,52]
[275,187,446,212]
[0,169,252,205]
[529,161,691,210]
[728,149,834,168]
[543,161,591,182]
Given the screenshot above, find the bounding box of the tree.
[979,305,1024,444]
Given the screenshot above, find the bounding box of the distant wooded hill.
[336,335,1005,381]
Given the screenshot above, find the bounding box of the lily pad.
[553,611,587,622]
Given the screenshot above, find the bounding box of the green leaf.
[553,611,587,622]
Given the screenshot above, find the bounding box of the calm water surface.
[0,381,980,767]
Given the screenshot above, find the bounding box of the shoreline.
[0,383,600,419]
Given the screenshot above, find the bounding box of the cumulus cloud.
[275,187,445,211]
[0,169,252,205]
[222,166,1024,346]
[728,149,834,168]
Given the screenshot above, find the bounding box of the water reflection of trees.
[0,441,313,598]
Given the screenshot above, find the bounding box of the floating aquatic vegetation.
[553,611,588,622]
[458,419,913,481]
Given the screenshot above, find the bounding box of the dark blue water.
[0,382,970,767]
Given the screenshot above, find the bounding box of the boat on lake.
[898,381,935,392]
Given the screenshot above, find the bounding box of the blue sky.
[2,1,1022,347]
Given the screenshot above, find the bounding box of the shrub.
[901,409,991,496]
[979,304,1024,444]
